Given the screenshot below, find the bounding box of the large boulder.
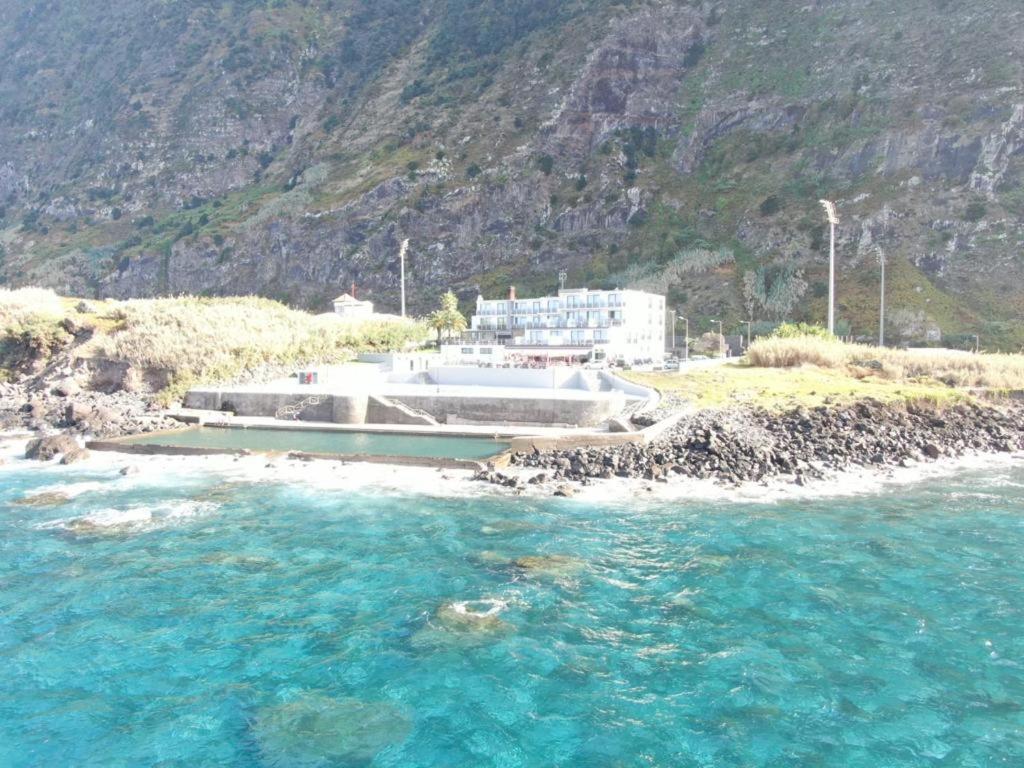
[60,446,91,465]
[25,433,81,461]
[52,378,81,397]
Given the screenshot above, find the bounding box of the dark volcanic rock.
[508,401,1024,489]
[25,434,80,461]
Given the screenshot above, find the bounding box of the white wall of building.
[333,297,375,318]
[471,288,665,361]
[440,343,508,367]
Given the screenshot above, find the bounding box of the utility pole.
[819,199,839,335]
[878,248,886,347]
[399,239,409,318]
[558,270,567,291]
[670,309,676,352]
[742,319,752,350]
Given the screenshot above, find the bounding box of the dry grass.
[627,363,965,411]
[748,335,1024,390]
[89,296,427,395]
[2,290,428,400]
[0,287,65,325]
[0,287,73,368]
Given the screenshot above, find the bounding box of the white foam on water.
[447,598,508,618]
[38,499,220,534]
[5,430,1023,508]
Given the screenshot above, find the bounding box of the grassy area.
[627,363,967,411]
[749,336,1024,389]
[628,334,1024,412]
[1,289,429,403]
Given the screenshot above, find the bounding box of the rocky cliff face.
[1,0,1022,347]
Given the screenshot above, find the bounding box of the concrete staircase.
[366,395,439,426]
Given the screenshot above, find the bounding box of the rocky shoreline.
[0,374,178,465]
[480,400,1024,492]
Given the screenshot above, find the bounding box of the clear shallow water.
[121,426,509,460]
[1,457,1023,767]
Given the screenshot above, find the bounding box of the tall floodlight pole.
[878,248,886,347]
[399,239,409,318]
[819,199,839,336]
[678,316,689,362]
[711,319,724,358]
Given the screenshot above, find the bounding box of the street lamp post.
[710,319,724,358]
[677,316,689,362]
[878,248,886,347]
[819,199,839,336]
[399,238,409,318]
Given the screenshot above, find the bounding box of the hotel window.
[461,347,473,354]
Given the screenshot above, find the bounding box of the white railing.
[275,394,323,420]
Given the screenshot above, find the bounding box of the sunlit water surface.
[1,454,1023,767]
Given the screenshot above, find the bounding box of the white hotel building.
[464,287,665,363]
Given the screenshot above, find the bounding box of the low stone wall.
[185,386,623,427]
[395,392,624,428]
[185,390,367,424]
[87,439,487,471]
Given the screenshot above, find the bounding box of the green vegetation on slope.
[0,288,428,402]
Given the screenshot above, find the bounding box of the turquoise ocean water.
[1,452,1022,766]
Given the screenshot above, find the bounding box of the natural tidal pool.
[1,456,1023,766]
[119,426,509,460]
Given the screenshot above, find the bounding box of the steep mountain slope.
[1,0,1022,347]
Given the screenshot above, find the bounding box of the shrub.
[759,195,782,216]
[964,200,987,222]
[771,322,833,340]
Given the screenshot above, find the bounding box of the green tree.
[428,290,467,343]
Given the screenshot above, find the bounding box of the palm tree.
[428,290,467,343]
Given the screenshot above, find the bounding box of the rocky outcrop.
[25,434,80,462]
[507,401,1024,488]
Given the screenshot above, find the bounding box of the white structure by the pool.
[467,287,666,363]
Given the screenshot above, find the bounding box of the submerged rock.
[411,598,513,649]
[12,491,71,507]
[435,599,510,632]
[252,694,410,767]
[514,555,584,577]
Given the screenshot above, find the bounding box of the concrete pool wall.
[184,365,655,428]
